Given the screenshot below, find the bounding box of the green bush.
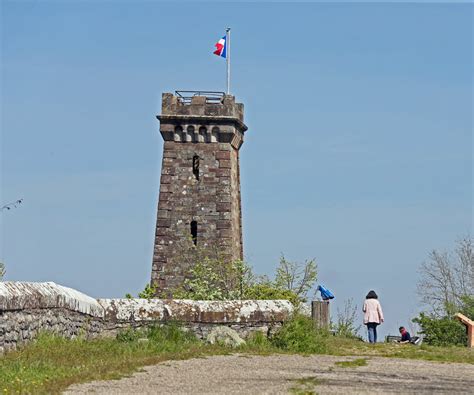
[138,283,158,299]
[460,295,474,320]
[412,313,467,346]
[172,258,245,300]
[271,314,328,353]
[242,282,300,306]
[412,295,473,347]
[170,250,318,306]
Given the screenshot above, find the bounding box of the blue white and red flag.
[213,36,227,58]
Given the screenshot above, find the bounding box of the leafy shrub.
[243,282,300,305]
[173,258,246,300]
[273,255,317,303]
[271,314,328,353]
[412,295,473,347]
[170,247,318,306]
[459,295,474,320]
[138,283,158,299]
[412,313,467,346]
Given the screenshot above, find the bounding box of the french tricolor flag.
[213,36,227,58]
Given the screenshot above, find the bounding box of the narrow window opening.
[192,155,200,181]
[190,221,198,245]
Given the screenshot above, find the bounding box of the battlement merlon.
[157,92,248,149]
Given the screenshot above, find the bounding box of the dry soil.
[65,354,474,394]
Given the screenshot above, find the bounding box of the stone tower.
[151,91,248,295]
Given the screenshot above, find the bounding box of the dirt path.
[65,354,474,394]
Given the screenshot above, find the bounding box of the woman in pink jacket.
[363,290,384,343]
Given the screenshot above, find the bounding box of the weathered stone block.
[218,159,231,169]
[216,151,231,160]
[216,220,231,230]
[216,202,231,212]
[156,219,171,228]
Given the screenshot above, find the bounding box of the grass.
[334,358,367,368]
[324,336,474,364]
[0,324,228,394]
[289,376,321,395]
[1,317,473,394]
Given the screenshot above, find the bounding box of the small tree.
[274,255,318,302]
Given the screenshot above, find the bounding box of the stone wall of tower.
[151,93,247,295]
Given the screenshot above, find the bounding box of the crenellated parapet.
[158,92,247,150]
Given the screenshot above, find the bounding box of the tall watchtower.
[151,91,248,295]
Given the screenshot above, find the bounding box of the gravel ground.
[65,354,474,394]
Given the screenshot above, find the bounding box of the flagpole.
[226,27,231,95]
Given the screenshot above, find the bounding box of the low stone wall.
[98,298,291,339]
[0,282,293,353]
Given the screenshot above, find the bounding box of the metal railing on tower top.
[175,91,225,104]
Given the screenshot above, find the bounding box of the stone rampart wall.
[0,282,293,353]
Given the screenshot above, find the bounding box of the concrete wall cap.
[0,281,104,318]
[98,299,294,323]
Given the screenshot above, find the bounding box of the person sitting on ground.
[398,326,411,344]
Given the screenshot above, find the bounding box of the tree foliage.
[172,257,246,300]
[138,283,158,300]
[0,261,5,281]
[412,313,467,346]
[169,241,318,305]
[417,237,473,317]
[413,237,474,346]
[274,255,318,302]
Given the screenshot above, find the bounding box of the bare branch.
[417,237,473,316]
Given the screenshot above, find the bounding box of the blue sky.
[1,1,472,338]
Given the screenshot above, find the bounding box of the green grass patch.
[0,324,225,394]
[334,358,367,368]
[1,317,473,394]
[324,336,474,364]
[289,376,322,395]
